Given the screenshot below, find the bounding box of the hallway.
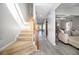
[0,3,79,55]
[32,32,79,55]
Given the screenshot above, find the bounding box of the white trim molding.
[0,30,21,52]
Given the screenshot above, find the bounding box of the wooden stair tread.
[2,43,33,52]
[13,46,36,55]
[1,45,34,55]
[2,41,33,50]
[18,36,32,38]
[20,32,33,34]
[21,30,33,32]
[26,48,36,55]
[0,41,34,55]
[18,39,32,41]
[19,33,32,35]
[17,37,32,39]
[18,35,32,37]
[0,22,36,55]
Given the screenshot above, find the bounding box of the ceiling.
[35,3,60,24]
[56,3,79,18]
[35,3,54,17]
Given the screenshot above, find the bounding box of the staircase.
[0,22,36,55]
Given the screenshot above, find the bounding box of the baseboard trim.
[47,39,56,47]
[0,40,16,52]
[0,30,21,52]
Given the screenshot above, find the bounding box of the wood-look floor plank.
[32,39,79,55]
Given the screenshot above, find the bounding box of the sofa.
[58,29,69,43]
[69,36,79,48]
[58,29,79,49]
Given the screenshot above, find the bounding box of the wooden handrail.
[33,23,40,50]
[28,16,40,51]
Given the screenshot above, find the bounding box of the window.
[66,21,72,31]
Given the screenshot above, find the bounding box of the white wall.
[57,16,79,30]
[0,4,20,49]
[47,10,56,46]
[18,3,33,21]
[70,16,79,30]
[0,3,34,50]
[34,3,60,46]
